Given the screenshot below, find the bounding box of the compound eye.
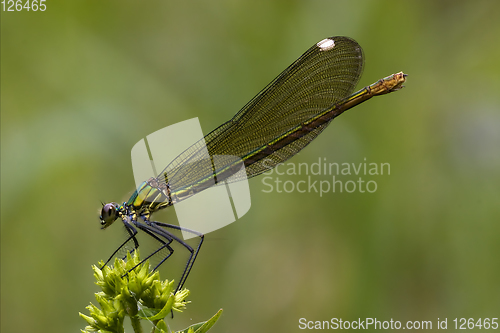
[100,203,118,227]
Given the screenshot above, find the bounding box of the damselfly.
[99,36,407,292]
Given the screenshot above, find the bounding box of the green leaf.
[175,309,223,333]
[137,294,174,321]
[175,323,204,333]
[155,320,172,333]
[134,305,159,318]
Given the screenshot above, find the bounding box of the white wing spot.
[317,38,335,51]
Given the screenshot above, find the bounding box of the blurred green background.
[2,1,499,332]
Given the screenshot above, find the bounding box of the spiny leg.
[101,217,139,269]
[149,221,204,293]
[123,219,176,275]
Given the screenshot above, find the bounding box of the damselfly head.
[100,202,119,229]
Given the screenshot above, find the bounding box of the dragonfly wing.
[158,36,363,191]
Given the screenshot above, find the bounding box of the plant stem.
[130,315,143,333]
